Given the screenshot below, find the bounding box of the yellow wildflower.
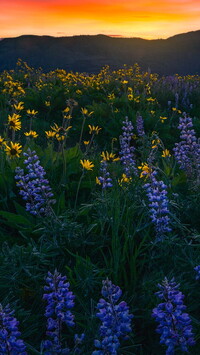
[76,89,82,95]
[88,125,102,135]
[45,101,51,107]
[63,114,72,120]
[134,96,140,103]
[96,176,101,185]
[51,123,72,135]
[81,108,88,115]
[24,130,38,138]
[107,93,115,100]
[80,159,94,171]
[63,107,70,113]
[0,136,5,148]
[160,116,167,123]
[162,149,171,158]
[81,108,94,116]
[27,109,38,115]
[8,113,21,131]
[56,134,65,141]
[138,163,152,178]
[101,151,120,162]
[45,131,56,139]
[146,97,156,102]
[118,174,132,186]
[13,101,24,111]
[128,94,133,100]
[151,138,161,149]
[83,141,90,145]
[4,142,22,158]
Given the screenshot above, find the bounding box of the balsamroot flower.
[24,130,38,138]
[26,109,38,115]
[42,270,75,354]
[100,151,120,163]
[93,279,133,355]
[119,116,137,177]
[88,125,102,135]
[162,149,171,158]
[15,149,55,216]
[152,277,195,354]
[144,170,171,241]
[13,101,24,111]
[138,162,152,179]
[0,304,27,354]
[4,141,22,159]
[0,136,5,149]
[80,159,94,171]
[7,113,21,131]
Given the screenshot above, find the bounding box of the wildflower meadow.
[1,60,200,354]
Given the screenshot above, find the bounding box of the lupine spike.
[144,170,172,241]
[152,277,195,355]
[15,149,55,216]
[42,270,75,354]
[93,279,133,355]
[119,116,137,177]
[0,304,27,354]
[173,113,200,177]
[97,161,113,189]
[136,112,145,137]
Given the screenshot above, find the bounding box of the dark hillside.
[0,30,200,74]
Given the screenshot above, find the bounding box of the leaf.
[171,173,187,186]
[56,191,66,214]
[0,211,33,227]
[13,201,32,219]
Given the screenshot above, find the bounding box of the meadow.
[1,60,200,354]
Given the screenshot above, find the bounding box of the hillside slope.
[0,31,200,75]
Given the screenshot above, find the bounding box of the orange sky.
[1,0,200,39]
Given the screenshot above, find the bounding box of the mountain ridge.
[0,30,200,75]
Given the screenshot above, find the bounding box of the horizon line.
[1,29,200,41]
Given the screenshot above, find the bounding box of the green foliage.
[0,62,200,353]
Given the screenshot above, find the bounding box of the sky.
[1,0,200,39]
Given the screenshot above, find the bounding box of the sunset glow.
[1,0,200,39]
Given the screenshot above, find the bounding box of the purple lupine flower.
[173,113,200,177]
[15,149,55,216]
[194,265,200,280]
[42,270,75,354]
[119,116,137,177]
[92,279,133,355]
[152,277,195,355]
[97,161,113,189]
[0,304,27,354]
[144,170,172,241]
[136,112,145,137]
